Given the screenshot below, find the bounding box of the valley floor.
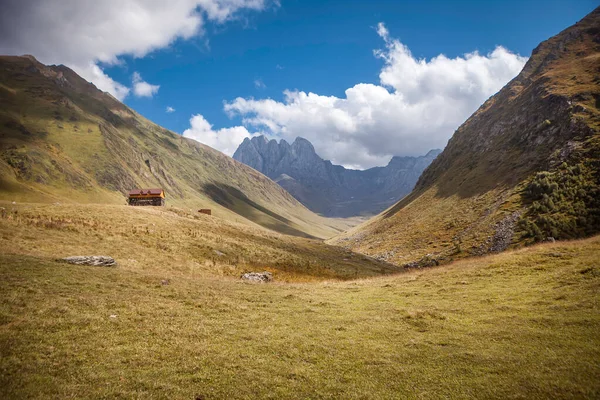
[1,208,599,398]
[0,202,397,282]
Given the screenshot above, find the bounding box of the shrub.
[520,155,600,241]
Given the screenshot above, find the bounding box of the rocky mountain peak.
[387,149,442,169]
[292,136,316,151]
[233,135,440,217]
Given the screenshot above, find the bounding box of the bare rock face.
[240,271,273,283]
[233,135,441,217]
[62,256,117,267]
[489,211,522,253]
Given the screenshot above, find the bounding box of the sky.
[0,0,597,169]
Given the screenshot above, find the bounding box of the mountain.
[233,135,441,217]
[0,55,350,239]
[329,8,600,264]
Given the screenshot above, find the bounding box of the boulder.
[240,271,273,283]
[62,256,117,267]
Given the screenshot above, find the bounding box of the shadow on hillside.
[382,124,576,220]
[380,150,535,220]
[202,182,316,239]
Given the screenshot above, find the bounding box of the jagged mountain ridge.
[0,55,350,239]
[233,135,441,217]
[329,7,600,264]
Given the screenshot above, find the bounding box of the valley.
[233,135,441,217]
[0,3,599,399]
[0,55,351,240]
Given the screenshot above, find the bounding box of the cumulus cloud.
[0,0,271,100]
[166,106,176,113]
[132,72,160,98]
[183,114,259,156]
[222,23,527,168]
[83,62,131,100]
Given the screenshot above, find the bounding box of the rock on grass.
[240,271,273,283]
[61,256,117,267]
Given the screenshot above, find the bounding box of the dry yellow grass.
[0,202,398,282]
[1,228,599,399]
[329,187,522,264]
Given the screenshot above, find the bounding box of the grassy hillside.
[0,55,350,239]
[1,230,598,398]
[0,202,397,282]
[329,8,600,264]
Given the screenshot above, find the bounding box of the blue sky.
[117,0,596,134]
[1,0,597,167]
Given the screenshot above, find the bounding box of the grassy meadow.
[0,202,599,399]
[0,202,396,282]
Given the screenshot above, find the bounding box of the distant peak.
[387,149,443,167]
[294,136,311,144]
[250,135,268,143]
[292,136,316,152]
[21,54,39,63]
[426,149,443,157]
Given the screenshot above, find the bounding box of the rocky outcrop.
[234,136,440,217]
[62,256,117,266]
[241,271,273,283]
[488,211,522,253]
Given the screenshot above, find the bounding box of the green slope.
[329,7,600,264]
[0,55,349,239]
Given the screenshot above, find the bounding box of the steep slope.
[0,55,349,239]
[330,8,600,264]
[233,135,441,217]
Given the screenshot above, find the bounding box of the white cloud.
[0,0,272,100]
[375,21,389,39]
[254,78,266,89]
[183,114,259,156]
[166,106,176,113]
[132,72,160,98]
[222,23,527,169]
[82,62,131,100]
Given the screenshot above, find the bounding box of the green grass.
[0,55,352,240]
[1,237,599,399]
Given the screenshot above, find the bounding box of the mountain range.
[233,135,441,217]
[0,7,598,264]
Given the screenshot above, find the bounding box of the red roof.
[128,188,163,195]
